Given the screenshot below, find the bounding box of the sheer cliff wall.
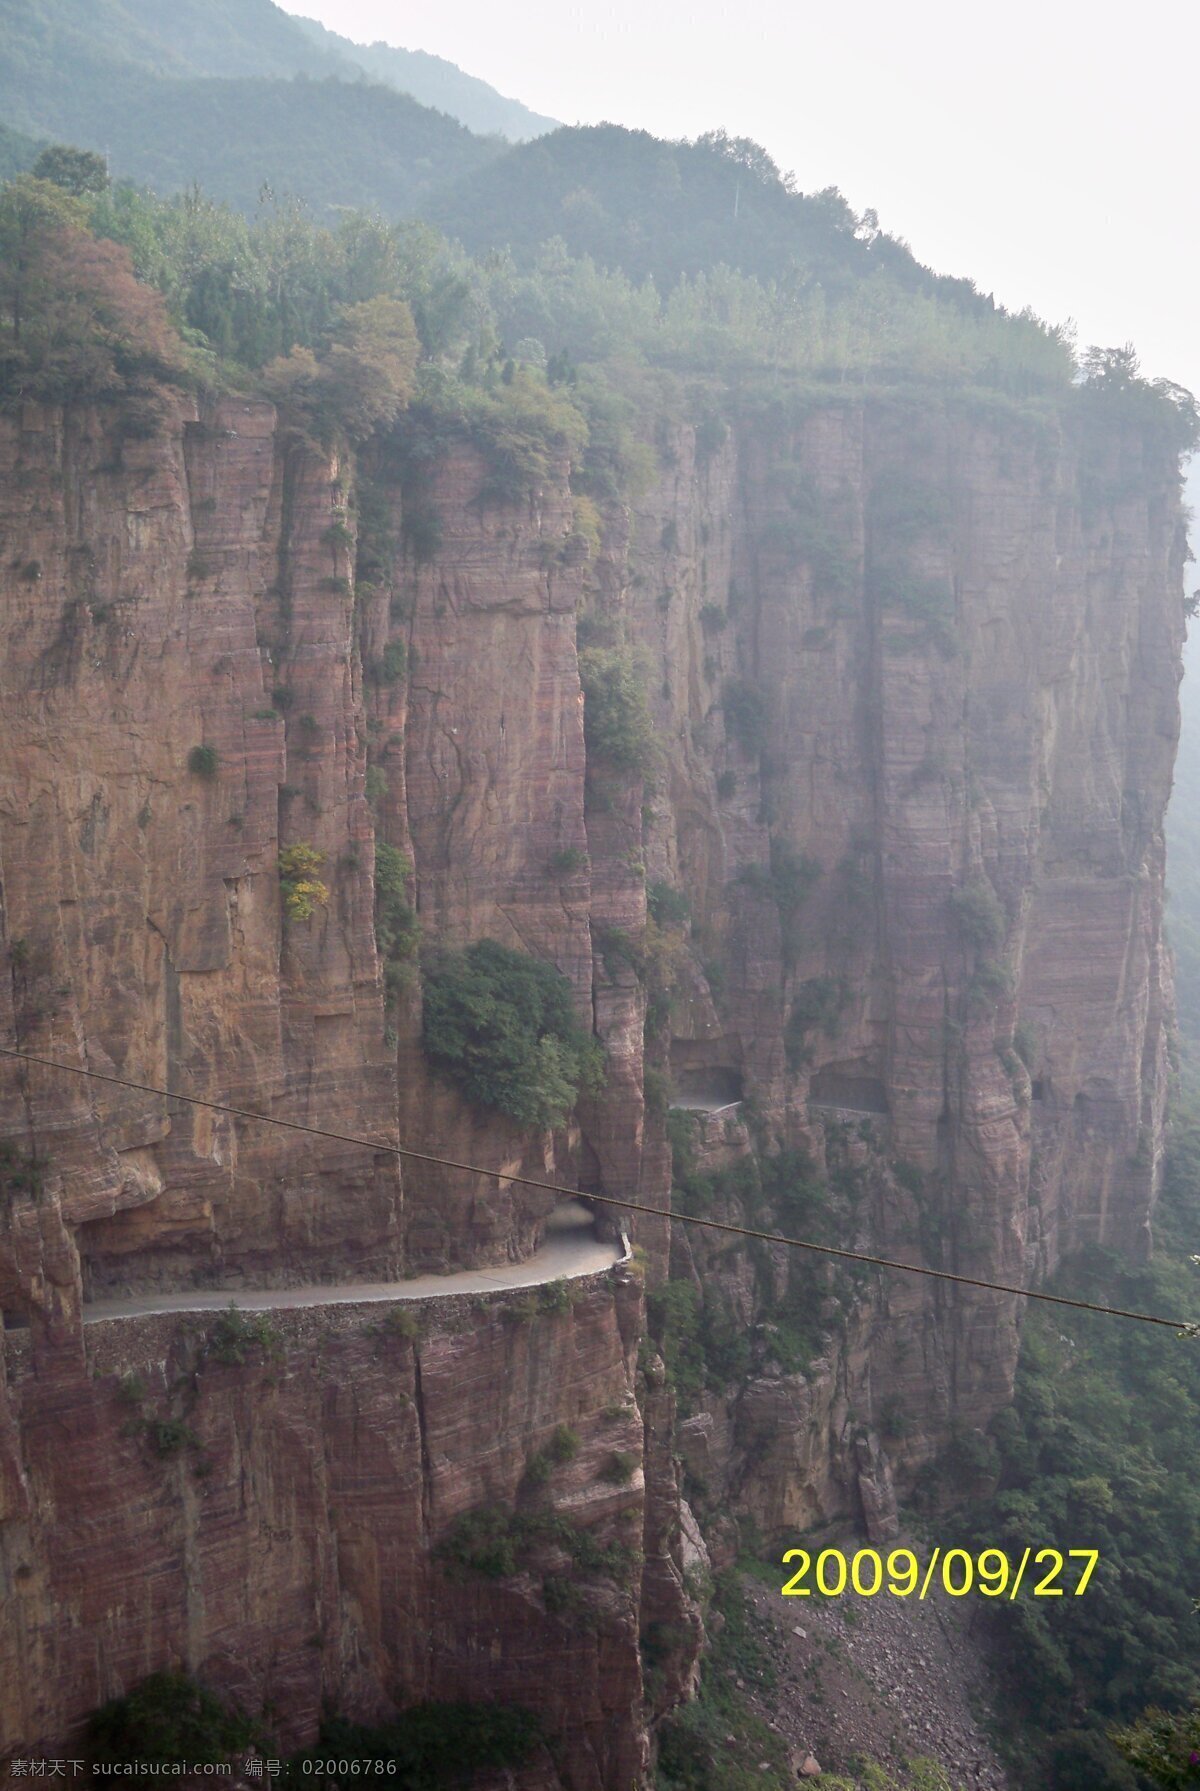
[0,386,1185,1766]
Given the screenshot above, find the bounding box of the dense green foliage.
[296,1706,543,1788]
[422,938,603,1127]
[784,974,849,1067]
[2,0,1183,448]
[0,1138,47,1202]
[434,126,992,307]
[722,676,769,755]
[942,1110,1200,1789]
[1,0,1197,467]
[0,175,187,404]
[87,1671,257,1765]
[2,113,1194,488]
[949,878,1006,950]
[438,1501,633,1584]
[203,1303,281,1366]
[187,744,218,777]
[1111,1706,1200,1788]
[90,1672,545,1787]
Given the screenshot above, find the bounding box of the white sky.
[289,0,1200,397]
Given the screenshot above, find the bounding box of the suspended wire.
[0,1044,1196,1336]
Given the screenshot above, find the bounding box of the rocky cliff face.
[0,384,1185,1771]
[626,394,1183,1530]
[2,1271,651,1786]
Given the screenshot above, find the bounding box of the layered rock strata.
[0,383,1185,1764]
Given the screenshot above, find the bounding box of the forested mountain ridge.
[427,123,999,307]
[0,0,1046,325]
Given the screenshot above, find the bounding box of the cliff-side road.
[82,1200,622,1324]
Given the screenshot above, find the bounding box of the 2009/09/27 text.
[780,1545,1099,1600]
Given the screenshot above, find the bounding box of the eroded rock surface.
[0,387,1185,1771]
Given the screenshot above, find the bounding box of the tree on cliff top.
[261,294,419,439]
[0,174,184,402]
[422,938,603,1129]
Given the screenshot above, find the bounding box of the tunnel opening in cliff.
[670,1064,744,1111]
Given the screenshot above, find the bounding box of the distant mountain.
[290,13,557,141]
[0,0,555,201]
[0,0,502,215]
[0,0,350,91]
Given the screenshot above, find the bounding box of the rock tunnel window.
[670,1068,744,1112]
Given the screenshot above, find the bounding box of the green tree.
[423,938,603,1128]
[263,294,418,438]
[1111,1706,1200,1788]
[0,174,84,344]
[0,176,182,401]
[320,295,419,434]
[31,144,109,197]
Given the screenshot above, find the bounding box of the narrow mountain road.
[83,1199,624,1325]
[670,1096,743,1115]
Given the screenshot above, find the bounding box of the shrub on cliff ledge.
[423,938,603,1128]
[721,677,769,756]
[187,744,219,779]
[579,645,656,776]
[87,1671,256,1766]
[204,1303,282,1366]
[374,842,418,961]
[278,843,330,923]
[950,877,1006,951]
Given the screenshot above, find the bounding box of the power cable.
[0,1043,1196,1336]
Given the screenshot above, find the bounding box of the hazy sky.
[290,0,1199,398]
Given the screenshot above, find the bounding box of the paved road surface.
[670,1096,743,1116]
[83,1200,623,1325]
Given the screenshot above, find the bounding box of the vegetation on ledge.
[422,938,603,1128]
[87,1672,258,1766]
